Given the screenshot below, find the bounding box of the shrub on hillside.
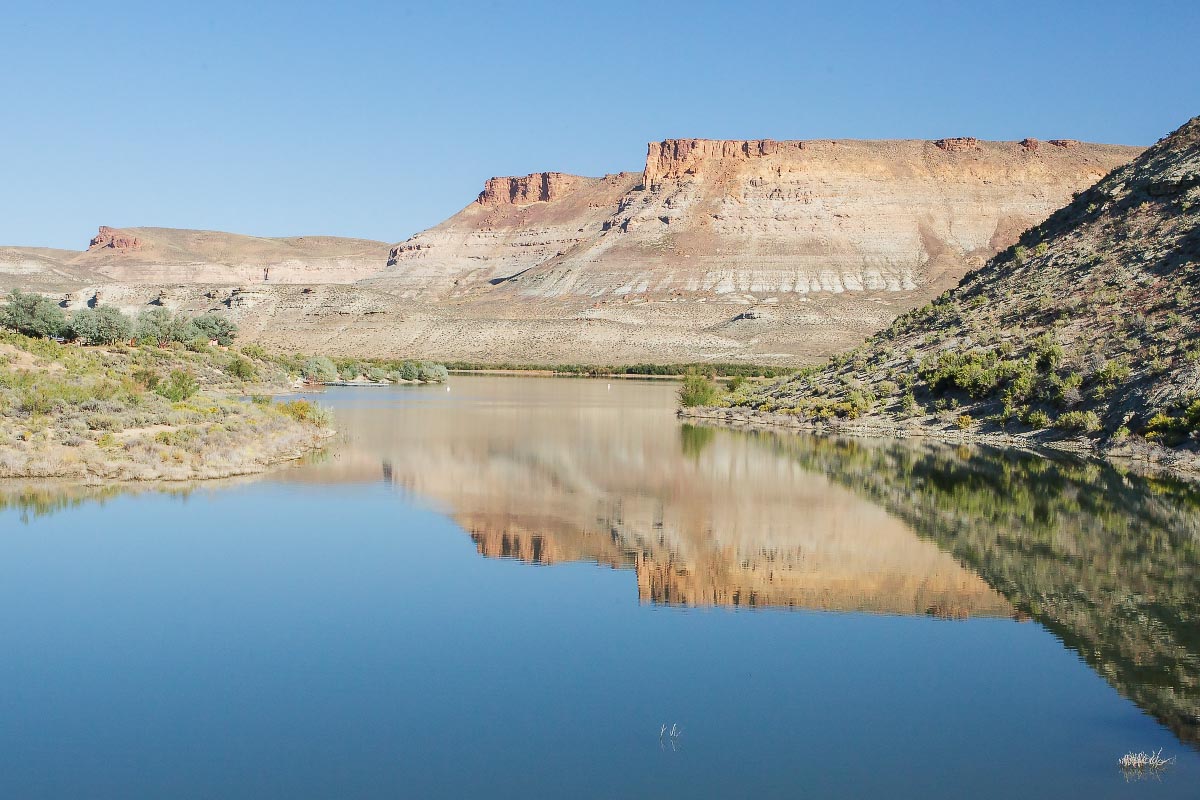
[192,314,238,346]
[227,357,257,381]
[68,306,132,345]
[277,399,331,427]
[1055,410,1102,433]
[678,373,719,407]
[156,370,200,402]
[1,290,66,338]
[418,362,449,383]
[301,356,338,382]
[135,309,199,345]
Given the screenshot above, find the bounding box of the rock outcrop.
[477,172,582,205]
[88,225,143,251]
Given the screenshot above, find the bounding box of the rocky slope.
[2,227,390,286]
[4,135,1141,364]
[700,115,1200,470]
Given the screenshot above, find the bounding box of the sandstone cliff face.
[378,136,1138,305]
[368,172,641,298]
[477,172,582,205]
[353,136,1140,362]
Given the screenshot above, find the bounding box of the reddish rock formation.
[477,172,581,205]
[88,226,142,251]
[643,138,805,185]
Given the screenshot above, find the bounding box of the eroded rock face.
[477,172,581,205]
[377,135,1141,309]
[89,226,143,251]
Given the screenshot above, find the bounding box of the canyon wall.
[2,134,1143,364]
[377,137,1139,304]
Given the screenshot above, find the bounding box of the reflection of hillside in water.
[732,431,1200,748]
[296,381,1012,619]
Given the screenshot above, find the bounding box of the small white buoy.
[446,386,450,392]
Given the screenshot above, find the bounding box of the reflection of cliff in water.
[733,430,1200,748]
[294,383,1013,619]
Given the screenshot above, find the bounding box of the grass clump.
[678,373,719,407]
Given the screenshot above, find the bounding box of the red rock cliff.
[88,226,143,251]
[477,172,581,205]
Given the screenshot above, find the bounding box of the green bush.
[227,357,257,381]
[1,290,66,338]
[135,309,198,345]
[678,373,719,407]
[156,370,200,402]
[1025,409,1052,429]
[418,362,449,383]
[1055,410,1102,433]
[277,399,332,427]
[192,314,238,346]
[301,355,338,382]
[68,306,132,345]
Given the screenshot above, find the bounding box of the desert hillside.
[704,115,1199,469]
[2,227,390,285]
[3,135,1142,364]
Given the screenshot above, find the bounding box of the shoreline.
[679,406,1200,483]
[0,427,335,484]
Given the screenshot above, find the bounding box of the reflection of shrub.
[678,373,718,407]
[680,423,715,459]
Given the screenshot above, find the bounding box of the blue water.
[0,377,1196,798]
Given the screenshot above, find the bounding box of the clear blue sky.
[3,0,1197,250]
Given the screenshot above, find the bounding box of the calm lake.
[1,375,1198,799]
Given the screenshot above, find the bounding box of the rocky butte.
[2,135,1142,364]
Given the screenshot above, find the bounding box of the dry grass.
[0,332,332,481]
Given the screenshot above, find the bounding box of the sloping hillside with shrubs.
[688,115,1200,475]
[0,295,333,480]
